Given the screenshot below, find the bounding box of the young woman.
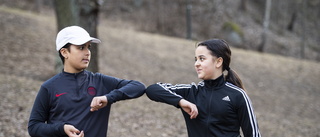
[146,39,261,137]
[28,26,145,137]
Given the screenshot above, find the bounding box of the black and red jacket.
[28,70,145,137]
[146,75,261,137]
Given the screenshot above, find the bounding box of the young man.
[28,26,145,137]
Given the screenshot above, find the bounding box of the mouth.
[196,69,202,73]
[82,59,90,63]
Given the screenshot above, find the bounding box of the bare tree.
[186,0,192,39]
[54,0,100,73]
[258,0,272,52]
[239,0,247,11]
[78,0,100,73]
[300,0,306,59]
[35,0,43,13]
[287,11,297,32]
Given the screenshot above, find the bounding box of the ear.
[60,48,69,59]
[215,57,223,68]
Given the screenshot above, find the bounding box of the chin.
[80,66,88,70]
[197,75,204,79]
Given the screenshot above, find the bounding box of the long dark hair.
[197,39,244,89]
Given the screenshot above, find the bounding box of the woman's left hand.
[179,99,198,119]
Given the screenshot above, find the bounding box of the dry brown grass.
[0,6,319,137]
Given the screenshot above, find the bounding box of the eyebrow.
[196,55,206,58]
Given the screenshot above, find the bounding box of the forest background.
[0,0,319,137]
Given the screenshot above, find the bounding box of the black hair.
[197,39,244,89]
[58,43,71,64]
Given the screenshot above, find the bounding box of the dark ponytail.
[198,39,244,89]
[225,68,244,89]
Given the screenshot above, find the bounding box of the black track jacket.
[146,75,261,137]
[28,70,145,137]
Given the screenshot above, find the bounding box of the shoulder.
[85,70,101,78]
[42,73,62,88]
[225,82,252,103]
[224,82,248,97]
[197,81,205,88]
[89,71,119,79]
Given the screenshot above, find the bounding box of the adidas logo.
[222,96,230,101]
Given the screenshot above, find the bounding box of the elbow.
[145,84,159,100]
[28,124,36,137]
[127,80,146,98]
[134,81,146,98]
[133,80,146,93]
[145,84,154,94]
[28,119,44,137]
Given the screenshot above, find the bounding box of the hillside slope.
[0,6,319,137]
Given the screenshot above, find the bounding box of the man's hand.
[179,99,198,119]
[90,96,108,112]
[64,124,84,137]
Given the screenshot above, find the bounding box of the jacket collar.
[203,74,225,89]
[62,69,87,77]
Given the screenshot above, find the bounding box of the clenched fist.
[90,96,108,112]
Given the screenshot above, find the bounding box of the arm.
[106,79,145,104]
[145,83,184,107]
[28,86,66,136]
[146,83,198,119]
[178,99,198,119]
[90,77,145,111]
[237,91,261,137]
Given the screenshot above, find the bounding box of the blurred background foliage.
[1,0,319,62]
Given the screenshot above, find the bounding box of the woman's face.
[194,46,222,80]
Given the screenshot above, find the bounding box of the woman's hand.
[64,124,84,137]
[179,99,198,119]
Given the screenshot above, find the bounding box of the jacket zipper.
[206,88,214,136]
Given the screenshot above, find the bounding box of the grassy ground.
[0,6,319,137]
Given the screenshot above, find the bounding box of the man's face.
[62,42,91,73]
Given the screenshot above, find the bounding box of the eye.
[88,44,92,49]
[79,46,85,50]
[195,56,205,62]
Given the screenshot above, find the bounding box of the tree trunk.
[186,0,192,39]
[287,11,297,32]
[300,0,306,59]
[35,0,43,13]
[53,0,78,73]
[78,0,100,73]
[54,0,79,30]
[54,0,100,73]
[258,0,272,52]
[239,0,247,11]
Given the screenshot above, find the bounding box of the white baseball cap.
[56,26,101,51]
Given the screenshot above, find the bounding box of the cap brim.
[69,37,101,45]
[90,38,101,43]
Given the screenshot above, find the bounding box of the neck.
[63,65,84,73]
[212,73,223,80]
[209,70,223,80]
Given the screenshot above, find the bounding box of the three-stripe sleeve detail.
[156,83,195,98]
[226,82,261,137]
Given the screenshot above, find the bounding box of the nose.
[85,47,91,56]
[194,60,200,67]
